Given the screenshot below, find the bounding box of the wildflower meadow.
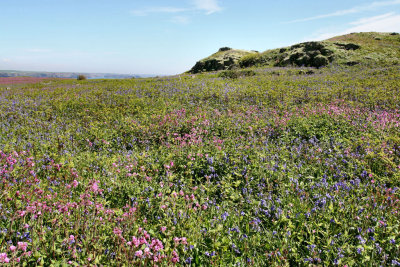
[0,65,399,266]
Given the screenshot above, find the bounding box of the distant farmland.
[0,77,69,85]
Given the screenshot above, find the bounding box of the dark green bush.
[218,69,256,79]
[77,74,87,80]
[240,69,256,77]
[219,47,232,52]
[218,70,238,79]
[239,53,260,68]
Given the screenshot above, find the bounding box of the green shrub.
[77,74,87,80]
[218,69,256,79]
[218,70,238,79]
[240,69,256,77]
[239,53,260,68]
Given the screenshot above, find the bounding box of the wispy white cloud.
[1,58,11,63]
[287,0,400,23]
[192,0,222,15]
[130,0,222,19]
[349,12,396,25]
[130,7,187,16]
[310,12,400,40]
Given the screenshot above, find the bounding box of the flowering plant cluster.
[0,65,399,265]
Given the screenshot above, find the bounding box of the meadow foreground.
[0,64,400,266]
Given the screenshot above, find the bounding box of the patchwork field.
[0,77,68,85]
[0,63,400,265]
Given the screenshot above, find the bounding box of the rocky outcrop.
[190,48,257,74]
[218,47,233,52]
[276,42,334,68]
[189,32,399,73]
[334,43,361,50]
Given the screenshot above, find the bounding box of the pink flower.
[181,237,187,245]
[135,250,143,257]
[91,181,99,192]
[18,210,26,217]
[153,255,160,262]
[132,236,140,247]
[18,242,28,252]
[0,253,10,263]
[144,232,150,240]
[9,245,16,251]
[150,239,164,252]
[72,180,79,188]
[139,237,147,245]
[161,226,167,233]
[171,250,179,263]
[113,227,123,236]
[144,247,151,256]
[173,237,181,245]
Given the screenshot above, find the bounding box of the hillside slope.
[189,32,400,73]
[189,47,257,73]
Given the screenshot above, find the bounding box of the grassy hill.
[190,32,400,73]
[189,47,258,73]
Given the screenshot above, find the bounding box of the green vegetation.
[217,69,256,79]
[77,74,87,80]
[239,32,400,68]
[0,32,400,266]
[190,47,258,73]
[190,32,400,73]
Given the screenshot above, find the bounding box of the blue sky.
[1,0,400,75]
